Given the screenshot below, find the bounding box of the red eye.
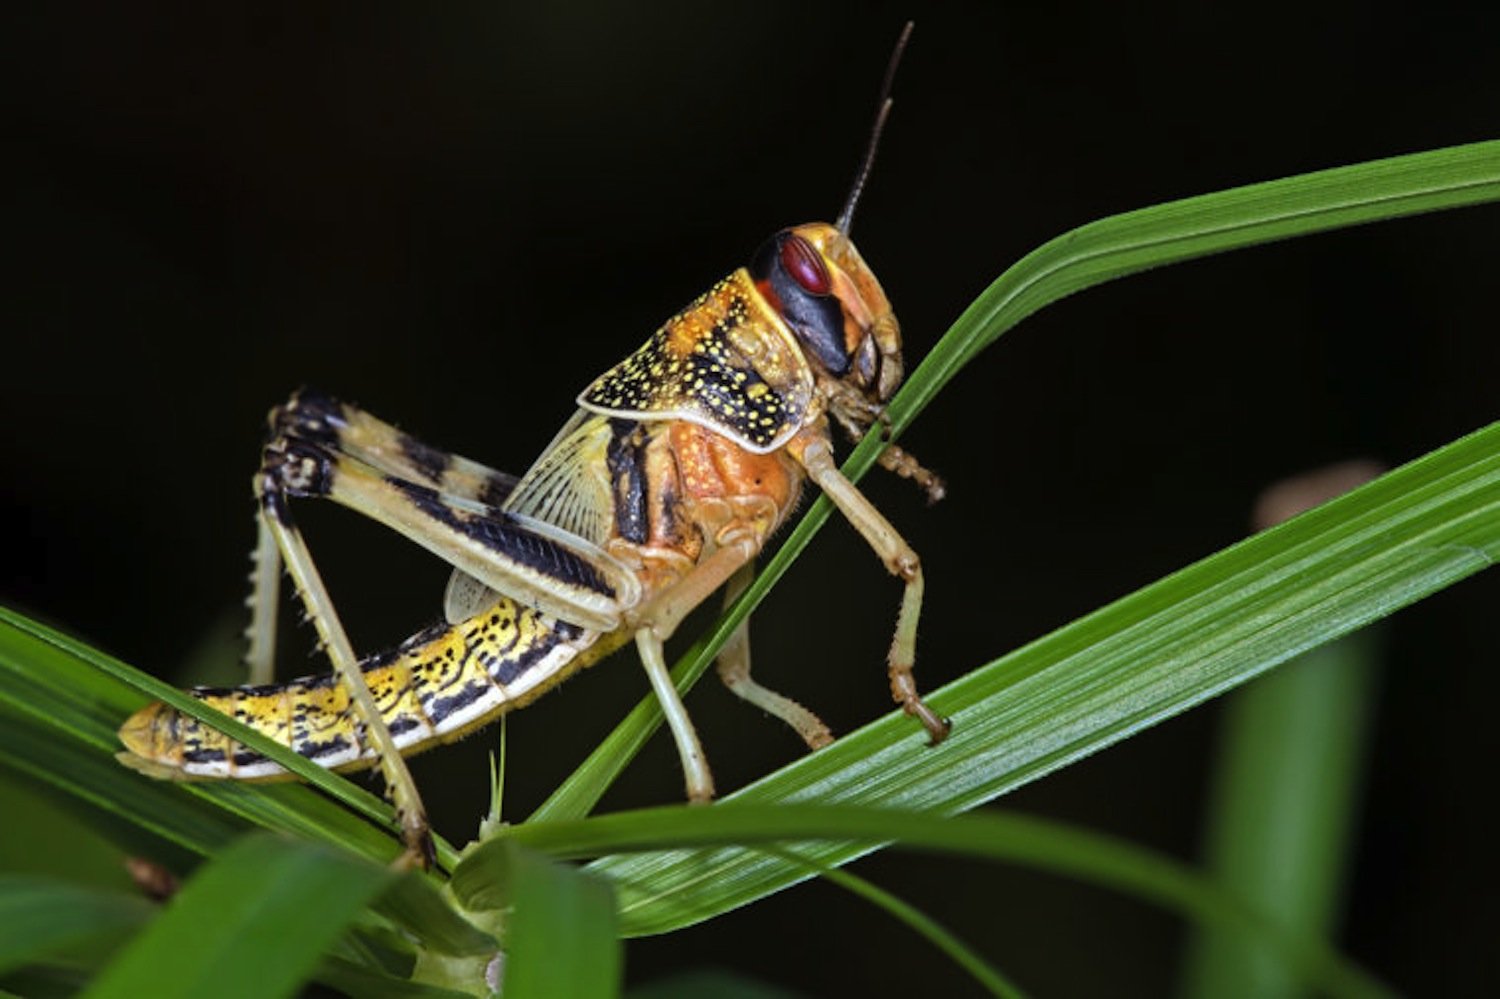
[780,235,832,295]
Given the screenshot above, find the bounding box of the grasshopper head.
[749,222,902,432]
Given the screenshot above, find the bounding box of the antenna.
[835,21,914,236]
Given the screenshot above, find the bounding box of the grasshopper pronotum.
[117,25,948,864]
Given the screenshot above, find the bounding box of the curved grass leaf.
[477,803,1390,999]
[0,140,1490,997]
[0,606,443,868]
[577,421,1497,933]
[533,139,1500,823]
[375,875,496,959]
[498,843,621,999]
[0,708,247,865]
[85,834,396,999]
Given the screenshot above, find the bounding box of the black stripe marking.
[606,419,648,544]
[398,432,453,484]
[192,671,337,700]
[387,478,614,596]
[479,472,518,508]
[494,631,566,685]
[387,715,423,737]
[266,440,335,498]
[300,734,352,761]
[363,619,451,671]
[427,679,489,721]
[260,481,295,527]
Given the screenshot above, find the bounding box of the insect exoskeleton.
[116,23,947,870]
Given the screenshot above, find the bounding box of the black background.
[5,2,1497,995]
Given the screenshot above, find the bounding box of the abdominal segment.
[117,597,609,779]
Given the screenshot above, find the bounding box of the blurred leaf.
[0,877,153,976]
[316,957,476,999]
[494,843,620,999]
[495,803,1389,998]
[84,834,396,999]
[1181,630,1382,997]
[374,873,495,958]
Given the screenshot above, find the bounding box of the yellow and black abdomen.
[117,596,614,780]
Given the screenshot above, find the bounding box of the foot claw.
[907,701,951,746]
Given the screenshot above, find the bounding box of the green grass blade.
[373,873,496,958]
[917,140,1500,390]
[480,804,1389,999]
[0,143,1490,996]
[577,422,1496,933]
[315,957,475,999]
[1179,630,1381,998]
[497,843,621,999]
[0,605,390,818]
[0,877,154,976]
[533,140,1500,823]
[84,834,396,999]
[0,708,248,862]
[0,606,454,868]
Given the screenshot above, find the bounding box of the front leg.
[794,437,951,744]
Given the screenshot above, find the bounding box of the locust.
[116,25,948,865]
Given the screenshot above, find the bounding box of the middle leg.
[714,564,834,750]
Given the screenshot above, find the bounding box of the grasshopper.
[117,25,948,863]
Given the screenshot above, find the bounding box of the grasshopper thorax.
[749,221,903,429]
[577,223,902,455]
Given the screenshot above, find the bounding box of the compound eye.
[780,234,832,296]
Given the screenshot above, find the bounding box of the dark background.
[4,2,1496,995]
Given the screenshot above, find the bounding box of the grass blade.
[484,804,1390,999]
[580,421,1497,933]
[498,843,621,999]
[1179,630,1381,997]
[84,834,396,999]
[0,606,450,868]
[534,140,1500,822]
[373,874,496,959]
